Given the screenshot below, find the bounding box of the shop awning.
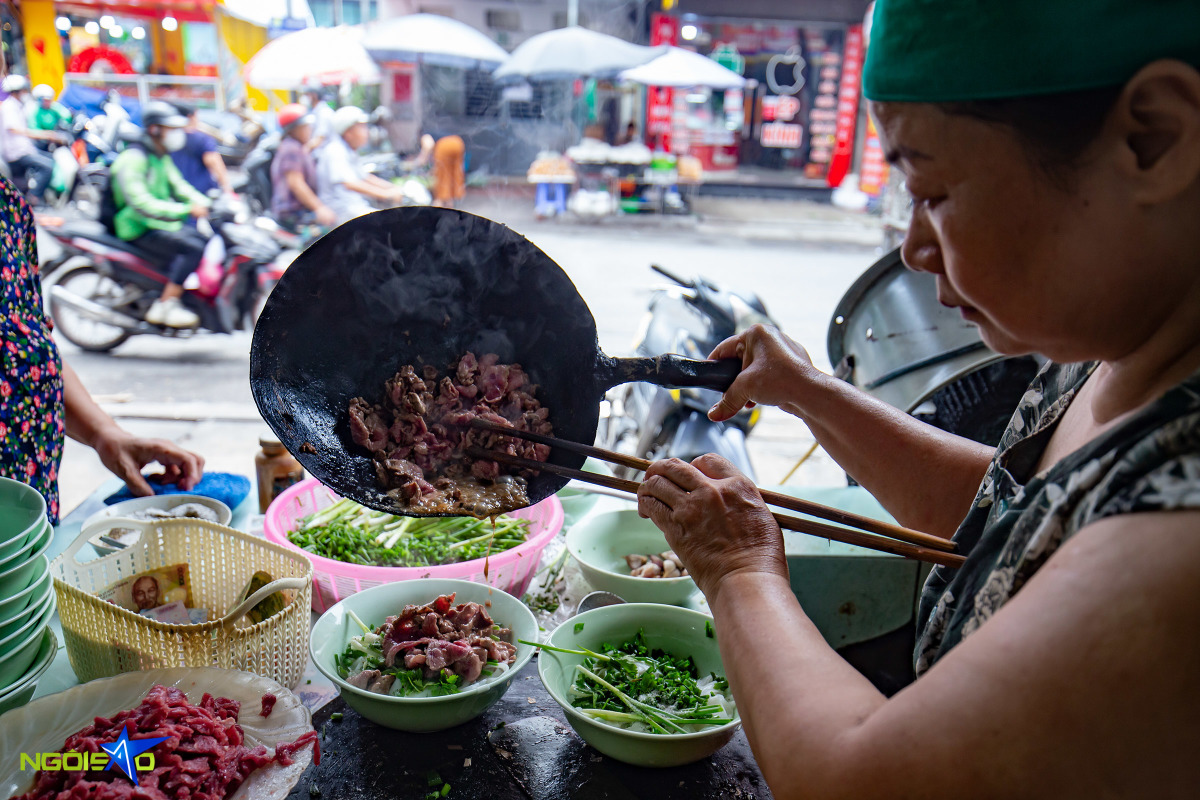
[54,0,217,23]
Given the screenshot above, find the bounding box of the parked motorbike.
[39,195,294,352]
[599,264,775,481]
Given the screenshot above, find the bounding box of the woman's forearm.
[785,369,993,537]
[62,361,122,447]
[710,571,887,799]
[343,177,394,202]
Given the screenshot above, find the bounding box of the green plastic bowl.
[0,517,50,574]
[536,603,741,767]
[310,578,538,732]
[0,591,55,692]
[565,509,698,605]
[0,562,51,639]
[0,627,57,718]
[0,478,47,564]
[0,522,52,598]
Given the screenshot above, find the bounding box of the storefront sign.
[761,95,800,123]
[647,13,678,150]
[826,23,864,188]
[651,13,678,47]
[761,122,803,148]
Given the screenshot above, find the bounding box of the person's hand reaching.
[92,428,205,496]
[315,204,337,227]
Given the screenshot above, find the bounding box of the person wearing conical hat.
[636,2,1200,795]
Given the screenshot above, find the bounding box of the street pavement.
[56,214,884,516]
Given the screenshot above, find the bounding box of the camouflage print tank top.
[915,360,1200,675]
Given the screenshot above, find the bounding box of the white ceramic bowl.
[83,494,232,554]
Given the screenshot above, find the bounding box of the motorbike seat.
[58,220,158,262]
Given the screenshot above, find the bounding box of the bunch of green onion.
[287,497,530,567]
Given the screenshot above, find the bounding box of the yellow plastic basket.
[50,519,313,688]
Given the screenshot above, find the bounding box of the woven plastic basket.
[264,478,563,612]
[50,519,313,688]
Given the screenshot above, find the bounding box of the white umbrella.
[492,26,660,82]
[363,14,509,68]
[619,46,746,90]
[243,26,381,90]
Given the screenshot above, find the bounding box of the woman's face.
[870,100,1163,362]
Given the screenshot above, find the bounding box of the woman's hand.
[637,454,788,601]
[92,427,205,497]
[707,324,824,422]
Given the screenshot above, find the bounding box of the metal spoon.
[575,591,625,616]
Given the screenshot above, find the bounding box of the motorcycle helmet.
[31,84,55,101]
[141,100,188,130]
[277,103,313,133]
[2,74,30,94]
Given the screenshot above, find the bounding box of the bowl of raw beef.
[310,578,538,731]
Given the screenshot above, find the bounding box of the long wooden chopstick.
[468,418,956,554]
[466,446,966,568]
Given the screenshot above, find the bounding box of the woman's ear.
[1112,59,1200,205]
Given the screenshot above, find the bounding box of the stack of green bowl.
[0,477,59,717]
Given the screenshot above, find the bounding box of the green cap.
[863,0,1200,103]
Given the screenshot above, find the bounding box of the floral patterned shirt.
[0,174,64,522]
[915,360,1200,675]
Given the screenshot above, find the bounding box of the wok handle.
[597,355,741,393]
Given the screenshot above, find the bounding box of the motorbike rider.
[170,103,232,196]
[270,103,335,230]
[107,100,211,328]
[299,80,336,149]
[316,106,406,224]
[1,75,63,202]
[29,84,71,151]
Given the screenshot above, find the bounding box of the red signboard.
[650,12,677,47]
[646,13,677,151]
[826,23,863,188]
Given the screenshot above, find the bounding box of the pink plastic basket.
[263,478,563,612]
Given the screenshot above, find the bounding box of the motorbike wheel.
[48,265,131,352]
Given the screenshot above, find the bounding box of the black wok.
[250,207,739,516]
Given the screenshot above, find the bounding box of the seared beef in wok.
[349,352,552,515]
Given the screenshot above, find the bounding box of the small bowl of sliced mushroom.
[565,510,698,606]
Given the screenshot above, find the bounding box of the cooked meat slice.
[366,673,396,695]
[346,669,380,690]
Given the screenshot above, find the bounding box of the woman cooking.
[636,1,1200,797]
